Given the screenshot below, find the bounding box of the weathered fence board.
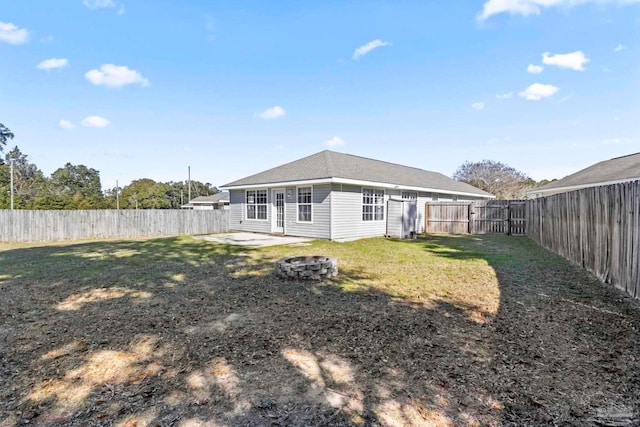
[425,202,471,234]
[526,180,640,299]
[0,209,230,242]
[425,200,526,235]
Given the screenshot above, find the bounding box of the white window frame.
[401,191,417,200]
[245,189,268,221]
[296,186,313,223]
[362,188,385,221]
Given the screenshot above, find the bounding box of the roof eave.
[527,177,640,195]
[221,176,494,199]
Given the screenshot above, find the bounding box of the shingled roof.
[188,192,229,203]
[222,150,493,197]
[529,152,640,196]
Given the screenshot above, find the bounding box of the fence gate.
[425,200,526,235]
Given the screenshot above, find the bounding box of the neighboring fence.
[526,180,640,299]
[0,209,230,242]
[425,200,526,235]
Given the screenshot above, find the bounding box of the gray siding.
[229,186,331,238]
[331,184,388,241]
[229,189,272,234]
[389,189,430,234]
[230,184,491,240]
[283,184,331,239]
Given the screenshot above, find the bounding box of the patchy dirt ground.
[0,235,639,426]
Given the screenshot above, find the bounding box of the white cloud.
[496,92,514,99]
[324,136,345,147]
[40,35,54,43]
[527,64,544,74]
[37,58,69,70]
[353,39,390,60]
[83,0,116,9]
[58,120,75,130]
[85,64,149,88]
[542,51,589,71]
[614,44,627,52]
[258,106,286,119]
[0,21,29,44]
[117,4,125,15]
[478,0,640,20]
[82,116,111,128]
[471,102,486,110]
[519,83,559,100]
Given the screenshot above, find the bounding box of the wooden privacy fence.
[526,180,640,299]
[425,200,526,235]
[0,209,230,242]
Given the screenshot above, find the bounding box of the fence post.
[425,202,430,234]
[468,202,475,234]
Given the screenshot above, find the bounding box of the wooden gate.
[425,201,526,235]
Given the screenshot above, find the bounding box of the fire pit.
[275,256,338,280]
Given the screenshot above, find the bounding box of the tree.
[0,147,46,208]
[120,179,172,209]
[453,160,536,199]
[166,180,219,208]
[44,163,105,209]
[0,123,15,156]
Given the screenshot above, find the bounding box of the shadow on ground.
[0,235,639,426]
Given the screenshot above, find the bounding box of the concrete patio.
[194,232,313,248]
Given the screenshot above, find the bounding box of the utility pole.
[188,166,191,202]
[116,180,120,210]
[10,158,14,210]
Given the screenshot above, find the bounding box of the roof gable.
[222,150,492,197]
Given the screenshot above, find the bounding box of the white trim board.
[222,177,494,199]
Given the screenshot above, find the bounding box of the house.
[220,150,493,241]
[181,192,230,210]
[527,152,640,198]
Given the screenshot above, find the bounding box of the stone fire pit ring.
[275,256,338,280]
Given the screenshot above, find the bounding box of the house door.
[273,190,285,234]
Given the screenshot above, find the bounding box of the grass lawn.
[1,234,639,426]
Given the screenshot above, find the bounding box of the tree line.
[453,159,554,199]
[2,122,551,208]
[1,124,218,210]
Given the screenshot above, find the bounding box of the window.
[401,191,417,200]
[362,188,385,221]
[452,195,458,201]
[246,190,267,220]
[297,186,312,222]
[432,193,439,201]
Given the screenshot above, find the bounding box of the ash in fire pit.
[275,256,338,280]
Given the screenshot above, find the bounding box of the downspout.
[329,184,334,240]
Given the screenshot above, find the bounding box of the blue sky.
[1,0,638,190]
